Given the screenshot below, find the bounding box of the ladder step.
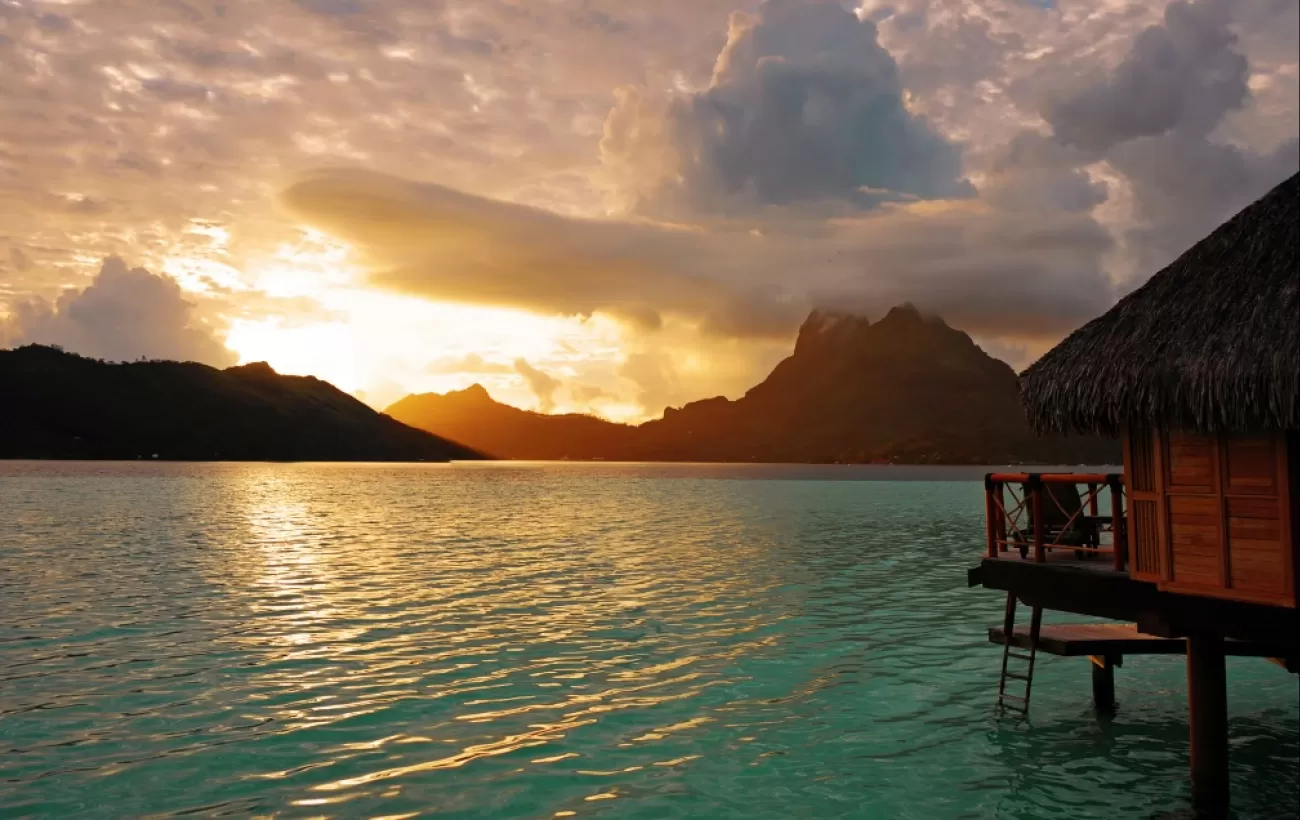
[998,693,1027,702]
[1006,651,1036,662]
[1004,672,1032,681]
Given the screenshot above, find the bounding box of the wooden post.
[1031,478,1045,562]
[1187,633,1229,817]
[1089,654,1118,716]
[995,482,1008,553]
[985,476,997,558]
[1110,477,1126,572]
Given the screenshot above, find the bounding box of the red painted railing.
[985,473,1127,571]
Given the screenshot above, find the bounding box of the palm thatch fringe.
[1020,171,1298,436]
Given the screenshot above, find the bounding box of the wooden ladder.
[997,591,1042,715]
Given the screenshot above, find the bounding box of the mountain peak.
[456,383,493,402]
[794,309,872,356]
[878,302,944,327]
[229,361,279,377]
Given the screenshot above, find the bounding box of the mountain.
[386,384,638,460]
[0,345,481,462]
[388,306,1120,464]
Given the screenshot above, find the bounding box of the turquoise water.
[1,461,1295,819]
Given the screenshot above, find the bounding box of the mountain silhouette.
[388,306,1119,464]
[0,345,481,462]
[385,383,638,461]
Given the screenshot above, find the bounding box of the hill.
[0,345,481,462]
[385,384,638,461]
[388,306,1119,465]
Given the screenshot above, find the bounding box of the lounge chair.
[1016,481,1100,559]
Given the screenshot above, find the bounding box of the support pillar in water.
[1186,633,1229,817]
[1089,654,1117,716]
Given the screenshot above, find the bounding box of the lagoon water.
[1,461,1296,819]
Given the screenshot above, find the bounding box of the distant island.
[0,345,480,462]
[388,305,1120,465]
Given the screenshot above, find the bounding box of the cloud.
[2,257,236,366]
[279,167,804,338]
[424,352,514,375]
[9,247,31,272]
[2,0,1295,420]
[1032,0,1298,281]
[1041,0,1247,154]
[619,351,685,417]
[281,168,1114,343]
[1109,133,1299,280]
[981,133,1108,215]
[514,358,561,413]
[572,384,611,403]
[600,0,972,217]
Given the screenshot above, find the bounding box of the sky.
[1,0,1296,420]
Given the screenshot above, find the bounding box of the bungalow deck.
[970,469,1298,816]
[986,621,1297,715]
[990,622,1295,663]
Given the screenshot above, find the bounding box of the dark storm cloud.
[1032,0,1299,283]
[1110,133,1299,281]
[1042,0,1248,153]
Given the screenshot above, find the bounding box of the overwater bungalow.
[968,171,1298,816]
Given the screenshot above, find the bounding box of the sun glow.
[223,277,631,413]
[225,318,361,392]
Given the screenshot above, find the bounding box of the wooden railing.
[985,473,1128,571]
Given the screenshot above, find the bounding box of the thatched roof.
[1021,171,1298,436]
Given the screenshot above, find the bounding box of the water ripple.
[1,461,1296,819]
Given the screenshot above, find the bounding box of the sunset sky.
[1,0,1296,419]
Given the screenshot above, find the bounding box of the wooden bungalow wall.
[1123,428,1295,608]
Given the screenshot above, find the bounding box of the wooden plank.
[988,623,1294,658]
[1227,497,1279,519]
[1170,473,1214,490]
[1280,431,1296,606]
[1131,498,1161,579]
[1172,560,1222,576]
[1175,522,1222,543]
[1228,518,1281,539]
[1156,429,1170,582]
[1172,541,1224,558]
[1170,496,1220,516]
[1226,438,1277,490]
[1127,427,1156,493]
[1229,539,1285,555]
[1229,553,1285,570]
[1172,569,1222,586]
[1171,526,1223,551]
[1172,513,1223,529]
[1218,435,1232,591]
[1164,580,1296,607]
[1229,572,1285,592]
[1231,567,1285,584]
[1232,557,1284,574]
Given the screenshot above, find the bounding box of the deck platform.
[988,622,1297,717]
[990,623,1296,664]
[985,548,1124,576]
